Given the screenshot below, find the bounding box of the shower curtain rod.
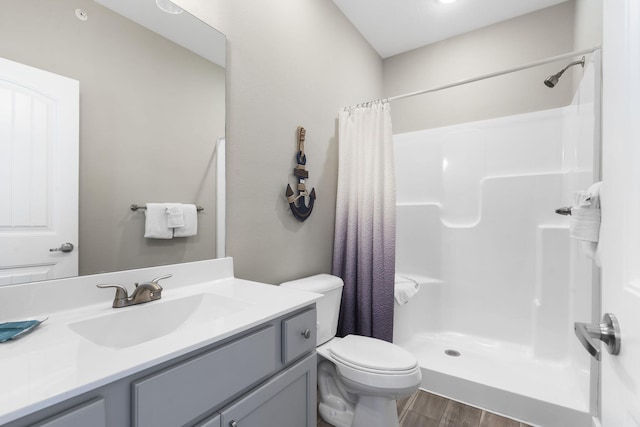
[347,46,601,108]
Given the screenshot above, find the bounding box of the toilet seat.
[329,335,418,374]
[326,335,422,393]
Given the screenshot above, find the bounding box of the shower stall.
[392,55,600,427]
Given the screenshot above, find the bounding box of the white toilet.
[280,274,422,427]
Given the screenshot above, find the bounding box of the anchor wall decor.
[286,126,316,222]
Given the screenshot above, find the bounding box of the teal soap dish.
[0,318,48,343]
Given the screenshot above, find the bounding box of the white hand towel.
[166,203,185,228]
[570,182,602,242]
[144,203,173,239]
[569,208,601,242]
[173,204,198,237]
[569,182,602,266]
[394,274,420,305]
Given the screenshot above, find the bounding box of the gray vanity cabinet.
[4,306,317,427]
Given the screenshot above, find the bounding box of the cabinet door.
[219,353,316,427]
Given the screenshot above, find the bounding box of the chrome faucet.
[97,274,172,308]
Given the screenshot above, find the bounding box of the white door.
[600,1,640,426]
[0,57,79,285]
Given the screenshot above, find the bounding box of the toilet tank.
[280,274,344,346]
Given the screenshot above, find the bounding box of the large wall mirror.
[0,0,226,285]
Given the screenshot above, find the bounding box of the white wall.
[394,105,590,345]
[383,1,577,134]
[176,0,383,283]
[573,0,603,93]
[574,0,603,50]
[393,59,598,417]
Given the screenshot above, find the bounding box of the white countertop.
[0,258,320,424]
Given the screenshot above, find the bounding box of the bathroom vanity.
[0,259,319,427]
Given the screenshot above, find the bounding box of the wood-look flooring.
[317,389,533,427]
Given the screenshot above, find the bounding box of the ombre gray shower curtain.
[332,101,396,342]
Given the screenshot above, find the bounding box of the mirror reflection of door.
[0,57,78,285]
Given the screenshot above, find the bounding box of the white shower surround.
[393,62,598,427]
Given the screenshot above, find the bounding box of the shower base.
[398,332,591,427]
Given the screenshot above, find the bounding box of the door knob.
[49,242,74,253]
[574,313,621,361]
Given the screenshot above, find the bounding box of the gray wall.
[173,0,589,285]
[156,0,598,288]
[0,0,225,276]
[383,1,578,133]
[1,0,595,285]
[178,0,384,284]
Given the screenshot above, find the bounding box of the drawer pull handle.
[301,329,311,339]
[230,421,238,427]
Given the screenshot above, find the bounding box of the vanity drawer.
[31,398,106,427]
[281,308,316,364]
[132,326,277,427]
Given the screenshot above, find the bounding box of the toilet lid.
[329,335,418,373]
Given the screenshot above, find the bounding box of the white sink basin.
[68,293,250,349]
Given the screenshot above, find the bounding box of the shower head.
[544,74,561,88]
[544,56,586,88]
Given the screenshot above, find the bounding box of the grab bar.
[130,204,204,212]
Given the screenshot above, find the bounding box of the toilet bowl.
[280,274,421,427]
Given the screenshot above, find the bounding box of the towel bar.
[130,204,204,212]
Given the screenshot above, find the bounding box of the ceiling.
[332,0,569,59]
[95,0,225,66]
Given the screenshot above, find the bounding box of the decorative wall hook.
[286,126,316,221]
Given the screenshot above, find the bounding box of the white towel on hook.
[144,203,173,239]
[570,208,601,242]
[166,203,185,228]
[173,204,198,237]
[394,274,420,305]
[569,182,602,265]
